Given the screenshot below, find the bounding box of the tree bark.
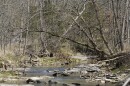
[39,0,47,50]
[55,1,88,48]
[23,0,30,54]
[92,0,113,55]
[121,0,129,50]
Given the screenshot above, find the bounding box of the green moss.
[0,71,16,77]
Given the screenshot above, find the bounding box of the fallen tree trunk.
[98,52,130,69]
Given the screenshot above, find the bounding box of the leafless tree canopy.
[0,0,130,59]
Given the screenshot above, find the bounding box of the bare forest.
[0,0,130,86]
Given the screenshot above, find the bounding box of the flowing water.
[21,67,116,86]
[3,67,116,86]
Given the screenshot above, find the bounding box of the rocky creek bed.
[0,55,129,86]
[0,64,128,86]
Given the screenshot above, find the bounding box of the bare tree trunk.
[126,0,130,44]
[55,1,88,48]
[3,36,5,54]
[92,0,113,55]
[20,2,24,54]
[9,38,11,50]
[39,0,47,50]
[23,0,30,54]
[127,0,130,44]
[122,0,129,50]
[72,17,109,59]
[128,12,130,44]
[1,36,3,50]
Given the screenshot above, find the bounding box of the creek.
[2,67,116,86]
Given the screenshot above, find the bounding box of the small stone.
[26,79,35,84]
[71,83,80,86]
[36,80,41,83]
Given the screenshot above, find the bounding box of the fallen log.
[97,52,130,69]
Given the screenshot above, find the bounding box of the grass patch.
[112,65,129,74]
[0,71,16,77]
[41,57,81,67]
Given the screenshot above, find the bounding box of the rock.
[124,69,130,74]
[64,62,69,65]
[48,80,51,83]
[115,81,123,86]
[64,64,101,79]
[35,80,41,83]
[26,78,42,84]
[49,53,53,57]
[122,77,130,86]
[53,69,60,72]
[71,83,80,86]
[105,79,118,83]
[52,72,69,77]
[15,71,23,76]
[96,84,100,86]
[118,73,127,81]
[52,73,58,77]
[0,79,6,83]
[105,74,118,79]
[80,75,90,79]
[64,68,80,74]
[77,64,100,72]
[80,70,88,74]
[0,84,34,86]
[62,83,69,86]
[61,62,71,66]
[100,80,106,84]
[26,79,35,84]
[87,70,96,72]
[30,77,42,80]
[61,73,69,77]
[48,80,57,84]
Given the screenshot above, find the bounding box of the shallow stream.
[1,67,117,86]
[20,67,116,86]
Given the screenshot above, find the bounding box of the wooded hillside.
[0,0,130,60]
